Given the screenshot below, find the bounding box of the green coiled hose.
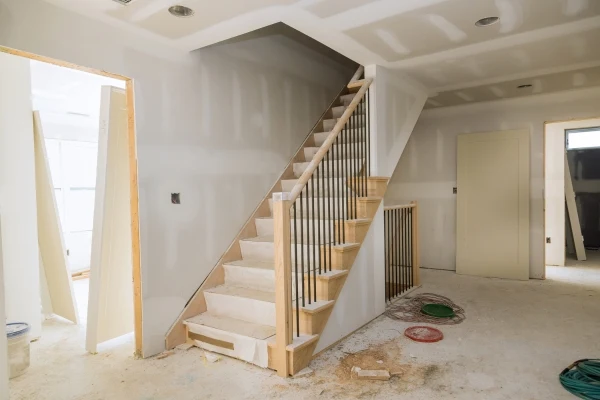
[559,359,600,399]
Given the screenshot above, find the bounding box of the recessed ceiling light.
[517,84,533,89]
[475,17,499,27]
[168,5,194,17]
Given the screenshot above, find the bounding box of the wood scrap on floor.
[204,351,221,363]
[156,351,174,360]
[175,342,194,351]
[356,369,391,381]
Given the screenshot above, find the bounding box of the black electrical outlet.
[171,193,180,204]
[546,237,551,244]
[453,187,457,194]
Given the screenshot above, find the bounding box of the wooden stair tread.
[314,270,348,280]
[185,313,275,340]
[268,334,319,351]
[241,235,274,243]
[295,300,334,314]
[205,285,275,303]
[224,259,274,270]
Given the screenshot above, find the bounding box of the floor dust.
[8,265,600,400]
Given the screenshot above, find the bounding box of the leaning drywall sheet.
[33,111,79,323]
[86,86,134,353]
[565,153,586,261]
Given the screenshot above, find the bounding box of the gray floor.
[9,258,600,399]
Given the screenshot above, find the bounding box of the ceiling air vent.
[112,0,134,5]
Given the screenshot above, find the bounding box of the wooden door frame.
[0,45,143,357]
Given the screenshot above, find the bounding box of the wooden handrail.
[289,78,372,203]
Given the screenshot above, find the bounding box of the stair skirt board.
[186,322,272,368]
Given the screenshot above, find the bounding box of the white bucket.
[6,322,30,379]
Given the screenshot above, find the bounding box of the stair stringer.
[165,83,350,350]
[266,178,389,375]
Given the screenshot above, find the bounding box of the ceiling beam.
[431,60,600,93]
[389,15,600,69]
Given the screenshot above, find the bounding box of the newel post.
[411,201,420,285]
[272,192,292,377]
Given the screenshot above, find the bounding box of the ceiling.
[43,0,600,107]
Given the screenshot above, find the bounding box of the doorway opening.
[544,118,600,280]
[32,60,126,326]
[0,46,142,390]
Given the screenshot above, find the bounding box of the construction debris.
[293,367,314,379]
[175,343,194,351]
[204,351,221,363]
[156,351,174,360]
[356,370,391,381]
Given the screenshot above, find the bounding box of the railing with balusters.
[272,73,372,376]
[384,202,420,302]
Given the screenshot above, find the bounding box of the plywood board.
[565,153,586,261]
[456,129,530,280]
[33,111,79,324]
[86,86,134,353]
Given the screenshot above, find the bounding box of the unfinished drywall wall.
[315,206,385,354]
[0,0,356,356]
[0,52,42,338]
[316,65,427,354]
[365,65,428,177]
[386,88,600,278]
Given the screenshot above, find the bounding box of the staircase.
[166,68,390,376]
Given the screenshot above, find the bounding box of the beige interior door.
[456,129,530,280]
[86,86,133,353]
[33,111,79,323]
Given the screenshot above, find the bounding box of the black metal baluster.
[321,155,327,274]
[335,135,342,245]
[327,151,333,272]
[363,97,368,194]
[311,175,317,302]
[408,208,414,288]
[293,203,299,337]
[407,208,411,293]
[367,89,371,178]
[305,187,311,305]
[299,191,305,307]
[341,126,347,243]
[386,210,390,301]
[315,168,321,276]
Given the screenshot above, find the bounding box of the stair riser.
[224,264,275,293]
[256,217,338,242]
[332,104,365,118]
[186,323,270,368]
[240,240,322,263]
[255,218,274,236]
[339,94,355,106]
[204,291,275,326]
[293,305,334,335]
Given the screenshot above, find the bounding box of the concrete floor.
[8,260,600,400]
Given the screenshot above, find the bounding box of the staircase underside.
[166,82,389,375]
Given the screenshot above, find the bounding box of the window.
[566,127,600,150]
